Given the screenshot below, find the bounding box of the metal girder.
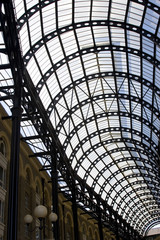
[53,93,159,123]
[0,2,74,239]
[21,21,160,67]
[17,0,160,33]
[72,136,158,168]
[57,170,142,239]
[29,151,51,157]
[22,71,75,176]
[69,183,142,240]
[68,127,158,156]
[23,44,160,85]
[21,135,50,141]
[0,3,23,240]
[46,71,159,113]
[0,63,10,69]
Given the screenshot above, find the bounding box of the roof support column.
[72,181,79,240]
[98,212,104,240]
[41,178,46,239]
[125,223,130,240]
[51,151,59,240]
[97,199,104,240]
[7,103,22,240]
[116,220,120,240]
[0,3,23,240]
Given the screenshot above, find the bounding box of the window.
[82,225,87,240]
[0,200,4,223]
[95,232,99,240]
[66,232,71,240]
[0,166,6,189]
[35,182,40,205]
[25,192,30,210]
[44,190,49,206]
[36,184,39,194]
[66,215,72,240]
[26,169,31,185]
[89,228,93,240]
[0,141,5,156]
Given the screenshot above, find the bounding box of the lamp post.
[24,205,58,240]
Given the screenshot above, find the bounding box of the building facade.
[0,105,114,240]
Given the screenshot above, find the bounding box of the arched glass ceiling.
[13,0,160,235]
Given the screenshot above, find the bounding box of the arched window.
[82,224,87,240]
[0,200,4,223]
[0,139,5,156]
[66,214,72,240]
[44,190,49,205]
[95,231,99,240]
[89,228,93,240]
[26,169,31,185]
[35,181,41,205]
[0,139,7,189]
[0,166,6,189]
[36,184,40,194]
[25,192,30,210]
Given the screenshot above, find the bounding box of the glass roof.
[1,0,160,236]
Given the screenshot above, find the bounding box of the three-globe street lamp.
[24,205,58,240]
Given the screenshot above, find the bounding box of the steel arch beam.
[67,128,158,165]
[22,21,160,67]
[53,97,159,142]
[116,188,159,224]
[117,189,158,216]
[46,71,160,110]
[59,114,159,151]
[17,0,160,33]
[24,45,160,91]
[71,142,159,195]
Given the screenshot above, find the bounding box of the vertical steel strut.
[0,1,22,239]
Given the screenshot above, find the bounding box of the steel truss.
[0,1,143,239]
[0,0,160,240]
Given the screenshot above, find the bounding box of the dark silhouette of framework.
[0,0,160,240]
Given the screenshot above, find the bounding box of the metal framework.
[0,0,160,239]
